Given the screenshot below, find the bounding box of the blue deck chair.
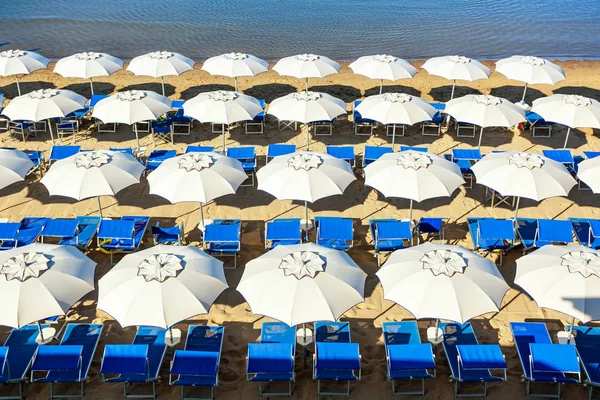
[170,326,224,400]
[245,99,266,134]
[516,219,574,252]
[101,327,167,400]
[58,216,101,251]
[440,322,506,397]
[416,217,449,244]
[23,150,44,176]
[98,216,149,264]
[31,323,103,399]
[247,322,297,396]
[382,321,435,396]
[353,100,376,136]
[572,326,600,400]
[0,222,20,250]
[170,100,193,135]
[400,146,428,152]
[40,218,79,245]
[226,147,257,186]
[370,219,413,266]
[326,146,355,168]
[313,322,360,396]
[510,322,580,398]
[110,148,134,156]
[570,218,600,249]
[448,149,482,189]
[421,103,445,136]
[49,146,80,165]
[0,325,50,400]
[145,150,176,172]
[362,146,393,168]
[526,110,554,137]
[203,220,241,269]
[542,150,575,172]
[2,217,49,249]
[584,151,600,160]
[151,120,173,145]
[185,146,214,154]
[315,216,353,251]
[467,218,515,266]
[151,221,184,245]
[266,144,296,164]
[265,218,302,250]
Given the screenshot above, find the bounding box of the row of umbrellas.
[1,49,566,101]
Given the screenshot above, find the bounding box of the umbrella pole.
[305,78,309,92]
[97,196,103,218]
[445,80,456,128]
[304,201,309,224]
[234,77,238,92]
[521,83,528,103]
[564,127,571,149]
[477,126,484,149]
[380,79,383,95]
[306,124,310,150]
[199,202,205,227]
[89,78,94,95]
[161,76,165,96]
[514,196,521,219]
[37,321,45,342]
[15,76,21,96]
[134,124,140,149]
[391,127,396,149]
[409,199,413,222]
[47,119,55,145]
[222,125,226,153]
[567,316,575,344]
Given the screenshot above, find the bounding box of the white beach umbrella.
[349,55,418,94]
[40,150,145,217]
[531,94,600,148]
[54,52,124,95]
[148,152,247,228]
[445,94,526,148]
[515,245,600,326]
[273,53,340,90]
[182,91,262,151]
[257,151,356,224]
[127,51,195,95]
[355,93,436,147]
[0,148,34,191]
[0,49,49,96]
[364,151,464,220]
[376,242,509,324]
[495,56,566,103]
[202,52,269,91]
[577,157,600,193]
[237,243,367,327]
[91,90,172,147]
[470,151,576,217]
[267,91,346,149]
[422,55,491,100]
[98,245,228,332]
[1,88,87,144]
[0,243,96,343]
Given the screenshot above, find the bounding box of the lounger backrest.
[315,342,360,370]
[171,350,219,376]
[186,146,214,153]
[315,322,351,343]
[382,321,420,345]
[387,344,435,371]
[186,326,224,353]
[101,344,149,376]
[247,343,294,373]
[260,322,296,346]
[316,217,353,241]
[0,348,7,378]
[32,345,83,375]
[510,322,551,378]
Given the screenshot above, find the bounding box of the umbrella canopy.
[98,245,228,329]
[531,94,600,148]
[364,150,464,220]
[2,89,87,144]
[201,52,269,91]
[349,55,417,94]
[495,56,566,103]
[422,55,491,100]
[273,53,340,90]
[577,156,600,193]
[148,151,247,226]
[54,52,124,95]
[355,93,436,147]
[0,148,34,191]
[470,151,576,216]
[127,51,195,95]
[515,245,600,324]
[0,49,49,95]
[268,91,346,149]
[237,243,366,327]
[376,242,509,323]
[0,243,96,328]
[40,150,145,216]
[445,94,526,148]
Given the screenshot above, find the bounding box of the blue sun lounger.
[416,217,448,244]
[101,326,167,400]
[315,216,353,251]
[400,146,428,152]
[49,146,80,165]
[353,100,376,136]
[266,144,296,163]
[145,150,176,172]
[421,103,445,136]
[572,326,600,400]
[169,100,193,135]
[370,219,413,266]
[227,147,257,186]
[326,146,356,168]
[245,99,265,134]
[151,221,184,245]
[542,150,576,173]
[382,321,435,396]
[203,220,241,269]
[447,149,482,189]
[313,322,360,396]
[516,219,574,252]
[526,110,554,137]
[58,216,101,250]
[362,146,393,168]
[170,326,224,400]
[30,323,103,399]
[510,322,580,399]
[185,146,214,154]
[0,222,20,250]
[98,216,149,264]
[265,218,302,250]
[439,322,506,397]
[110,147,134,156]
[247,322,297,397]
[468,218,515,266]
[0,217,49,249]
[571,218,600,249]
[40,218,79,244]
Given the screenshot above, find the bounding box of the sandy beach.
[0,60,599,400]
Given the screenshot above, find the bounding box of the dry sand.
[0,60,599,399]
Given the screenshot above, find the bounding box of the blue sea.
[1,0,599,61]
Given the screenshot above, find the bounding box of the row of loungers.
[1,321,597,399]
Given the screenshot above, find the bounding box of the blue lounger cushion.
[572,326,600,387]
[267,144,296,158]
[316,217,353,250]
[248,343,294,380]
[32,345,83,372]
[266,219,301,248]
[171,351,219,386]
[371,220,412,252]
[530,344,580,376]
[186,146,214,153]
[388,344,435,375]
[315,342,360,381]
